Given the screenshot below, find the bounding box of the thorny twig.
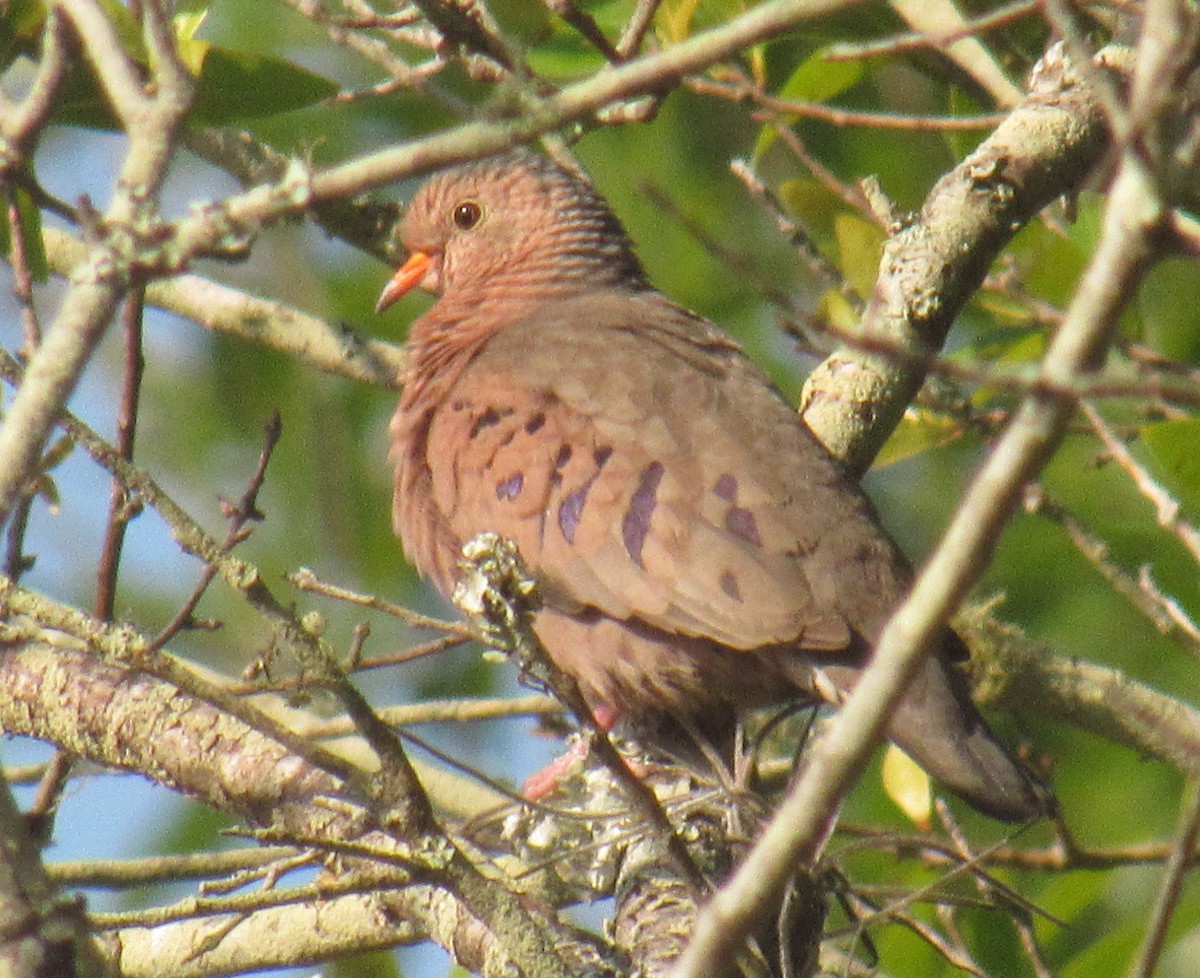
[150,412,283,651]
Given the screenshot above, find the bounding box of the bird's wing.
[424,292,909,652]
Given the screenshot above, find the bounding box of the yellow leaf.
[175,35,209,77]
[874,409,962,467]
[655,0,702,43]
[174,8,208,42]
[834,213,884,301]
[813,288,859,334]
[882,745,932,827]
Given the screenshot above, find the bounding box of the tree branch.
[800,41,1113,476]
[0,633,616,977]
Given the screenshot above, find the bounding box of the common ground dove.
[379,150,1050,822]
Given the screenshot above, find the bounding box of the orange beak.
[376,251,433,313]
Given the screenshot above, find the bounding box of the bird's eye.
[452,200,482,230]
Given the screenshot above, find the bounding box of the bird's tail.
[818,639,1053,823]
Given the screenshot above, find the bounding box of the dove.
[379,150,1050,821]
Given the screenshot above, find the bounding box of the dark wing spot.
[470,406,512,439]
[525,412,547,434]
[725,506,762,547]
[496,472,523,501]
[623,461,664,568]
[558,486,588,543]
[553,444,573,471]
[720,570,743,602]
[557,449,611,544]
[713,473,738,501]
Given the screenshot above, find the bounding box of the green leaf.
[1140,417,1200,516]
[30,434,76,515]
[40,433,75,471]
[776,177,841,247]
[956,329,1044,407]
[527,0,632,77]
[96,0,148,62]
[776,48,863,104]
[329,949,402,978]
[0,189,49,284]
[526,44,605,78]
[41,0,146,128]
[32,472,61,515]
[753,47,862,159]
[1005,198,1098,307]
[51,30,336,129]
[0,0,47,72]
[524,9,609,80]
[191,46,338,124]
[1137,257,1200,362]
[971,289,1039,328]
[1060,920,1145,978]
[996,330,1047,364]
[942,85,988,160]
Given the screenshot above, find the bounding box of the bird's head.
[376,150,647,313]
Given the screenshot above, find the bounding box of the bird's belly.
[532,606,806,721]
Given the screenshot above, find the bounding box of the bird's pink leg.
[521,703,620,800]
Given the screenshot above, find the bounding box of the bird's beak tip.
[376,251,433,314]
[374,287,400,315]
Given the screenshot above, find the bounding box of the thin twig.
[728,158,847,298]
[0,8,70,168]
[286,567,473,637]
[1023,483,1200,656]
[1128,779,1200,978]
[1082,400,1200,565]
[616,0,662,58]
[94,289,146,623]
[3,186,43,355]
[638,180,802,313]
[825,0,1042,62]
[545,0,623,62]
[690,75,1008,131]
[49,847,299,889]
[149,412,283,651]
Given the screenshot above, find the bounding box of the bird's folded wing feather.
[423,292,866,653]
